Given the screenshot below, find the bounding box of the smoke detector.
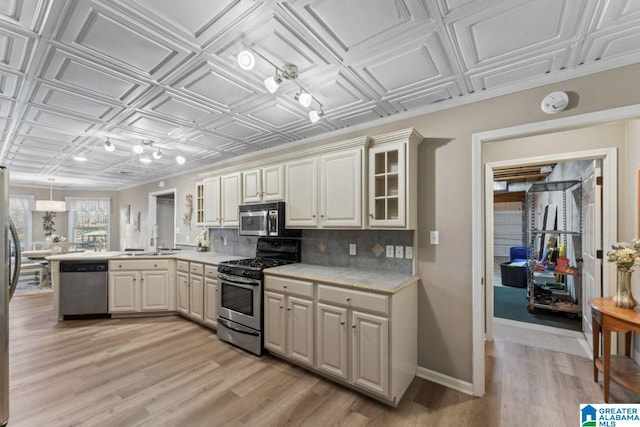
[541,91,569,114]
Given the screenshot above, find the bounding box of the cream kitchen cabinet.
[285,158,317,227]
[195,181,204,227]
[368,129,422,229]
[286,149,363,228]
[203,265,218,328]
[203,176,220,226]
[243,164,284,204]
[263,270,417,406]
[177,261,218,329]
[316,285,390,397]
[220,172,241,227]
[264,276,314,367]
[188,262,204,322]
[108,259,172,314]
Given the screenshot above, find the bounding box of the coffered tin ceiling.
[1,0,639,189]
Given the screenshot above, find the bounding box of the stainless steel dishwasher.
[59,260,109,318]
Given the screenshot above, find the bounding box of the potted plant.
[196,229,210,252]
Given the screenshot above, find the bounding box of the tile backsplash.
[206,228,413,274]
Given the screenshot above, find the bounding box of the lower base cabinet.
[176,261,218,329]
[264,275,417,406]
[108,259,173,314]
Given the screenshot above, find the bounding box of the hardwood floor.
[6,294,636,426]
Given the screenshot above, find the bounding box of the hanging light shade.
[176,155,186,165]
[35,180,67,212]
[152,149,162,160]
[264,74,283,93]
[309,109,324,123]
[295,92,312,108]
[104,137,115,152]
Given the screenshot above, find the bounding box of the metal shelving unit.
[525,180,582,317]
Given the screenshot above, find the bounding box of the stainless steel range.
[217,237,301,355]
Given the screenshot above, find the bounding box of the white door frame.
[148,188,177,251]
[484,150,615,342]
[472,103,640,396]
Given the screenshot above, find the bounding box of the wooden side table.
[589,297,640,402]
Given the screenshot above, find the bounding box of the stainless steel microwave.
[238,202,300,237]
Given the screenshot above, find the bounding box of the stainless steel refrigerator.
[1,166,22,426]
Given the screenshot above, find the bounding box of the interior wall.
[156,197,175,248]
[115,62,640,384]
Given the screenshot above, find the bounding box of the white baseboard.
[416,366,474,396]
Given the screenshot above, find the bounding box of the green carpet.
[494,286,582,331]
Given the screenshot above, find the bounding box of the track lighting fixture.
[309,109,324,123]
[237,47,325,123]
[133,142,144,154]
[176,155,186,165]
[104,137,115,152]
[152,149,162,160]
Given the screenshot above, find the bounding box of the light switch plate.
[223,237,228,246]
[349,243,356,256]
[395,246,404,258]
[430,231,439,245]
[405,246,413,259]
[386,245,394,257]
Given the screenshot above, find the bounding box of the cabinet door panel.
[221,173,241,227]
[264,291,286,355]
[351,311,389,397]
[176,272,189,315]
[316,303,348,381]
[204,278,218,328]
[262,164,285,201]
[141,270,169,311]
[321,149,362,227]
[368,142,406,228]
[286,158,317,227]
[203,177,220,226]
[243,169,262,204]
[109,271,138,313]
[189,275,204,321]
[287,296,314,367]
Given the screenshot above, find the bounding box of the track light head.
[264,74,283,93]
[152,149,162,160]
[309,109,324,123]
[133,143,144,154]
[176,155,186,165]
[295,92,312,108]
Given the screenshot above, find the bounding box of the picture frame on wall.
[134,211,140,232]
[124,204,130,225]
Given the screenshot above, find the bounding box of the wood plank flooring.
[6,293,637,426]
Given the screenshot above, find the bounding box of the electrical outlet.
[395,245,404,258]
[176,227,180,235]
[430,231,439,245]
[223,237,228,246]
[405,246,413,259]
[349,243,356,256]
[386,245,394,258]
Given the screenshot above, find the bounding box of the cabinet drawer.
[204,265,217,279]
[110,259,169,271]
[190,262,204,276]
[265,276,313,298]
[318,284,389,316]
[176,261,189,273]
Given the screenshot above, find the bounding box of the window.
[9,195,34,251]
[66,197,110,251]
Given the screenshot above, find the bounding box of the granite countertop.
[264,263,418,294]
[46,251,247,265]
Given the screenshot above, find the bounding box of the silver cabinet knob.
[340,321,345,325]
[346,297,351,302]
[352,325,356,329]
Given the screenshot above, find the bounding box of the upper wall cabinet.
[220,172,242,227]
[286,158,318,227]
[286,148,364,229]
[368,129,422,229]
[203,176,220,227]
[243,164,285,204]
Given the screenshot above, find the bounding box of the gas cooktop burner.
[223,257,286,270]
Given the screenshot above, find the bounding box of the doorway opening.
[148,189,177,251]
[490,157,600,358]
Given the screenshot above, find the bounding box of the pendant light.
[35,179,67,212]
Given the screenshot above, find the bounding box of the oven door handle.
[217,272,261,286]
[218,317,259,336]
